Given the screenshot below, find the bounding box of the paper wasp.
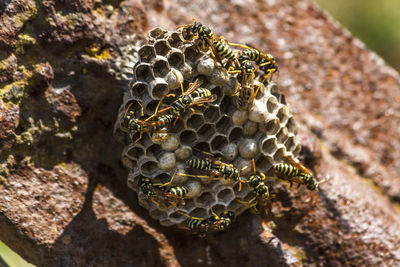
[177,20,235,71]
[180,149,246,190]
[122,99,174,144]
[176,20,223,63]
[273,156,325,192]
[234,67,263,111]
[177,208,235,236]
[155,71,217,123]
[227,42,279,83]
[236,159,272,218]
[139,169,190,209]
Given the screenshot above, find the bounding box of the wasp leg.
[176,210,205,221]
[149,197,161,208]
[311,193,319,205]
[227,69,242,75]
[254,83,263,98]
[209,207,219,219]
[154,169,178,188]
[176,173,212,179]
[236,196,257,206]
[144,98,165,122]
[132,131,144,145]
[265,70,279,83]
[237,179,247,192]
[261,71,275,84]
[226,42,252,50]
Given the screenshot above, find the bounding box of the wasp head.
[222,211,235,220]
[192,22,202,34]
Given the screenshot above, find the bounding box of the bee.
[177,209,235,236]
[236,159,272,218]
[273,156,325,191]
[182,149,246,190]
[156,71,217,123]
[138,169,189,209]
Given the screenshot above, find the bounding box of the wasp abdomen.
[274,163,301,177]
[168,186,190,197]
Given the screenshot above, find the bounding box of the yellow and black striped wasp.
[236,159,273,218]
[180,149,246,190]
[177,19,215,50]
[234,67,263,111]
[122,99,174,144]
[228,43,279,83]
[177,19,222,63]
[273,155,325,191]
[177,208,235,236]
[177,20,236,71]
[273,156,325,204]
[155,71,217,123]
[211,35,238,68]
[139,169,190,209]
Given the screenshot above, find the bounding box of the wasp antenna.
[172,70,184,95]
[251,159,257,175]
[176,210,191,218]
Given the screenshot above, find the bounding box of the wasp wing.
[184,78,202,95]
[190,94,218,106]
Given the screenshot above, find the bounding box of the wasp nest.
[113,27,301,227]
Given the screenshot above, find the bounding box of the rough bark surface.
[1,0,400,266]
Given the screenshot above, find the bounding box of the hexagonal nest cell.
[113,27,301,227]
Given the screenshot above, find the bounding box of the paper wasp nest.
[113,28,301,227]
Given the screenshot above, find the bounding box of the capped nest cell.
[113,27,301,227]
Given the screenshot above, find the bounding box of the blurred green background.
[0,241,33,267]
[314,0,400,71]
[1,1,399,266]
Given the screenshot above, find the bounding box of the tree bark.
[1,0,400,266]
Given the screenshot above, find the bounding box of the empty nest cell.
[195,192,216,207]
[126,145,145,159]
[261,137,278,155]
[216,115,232,133]
[149,78,169,99]
[197,123,215,141]
[130,82,150,101]
[154,40,171,56]
[152,58,171,78]
[179,130,198,146]
[149,27,168,40]
[228,127,244,143]
[211,134,228,152]
[167,32,184,48]
[186,113,205,130]
[168,51,185,68]
[184,45,202,63]
[135,63,155,83]
[203,106,221,123]
[217,188,235,203]
[139,45,156,63]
